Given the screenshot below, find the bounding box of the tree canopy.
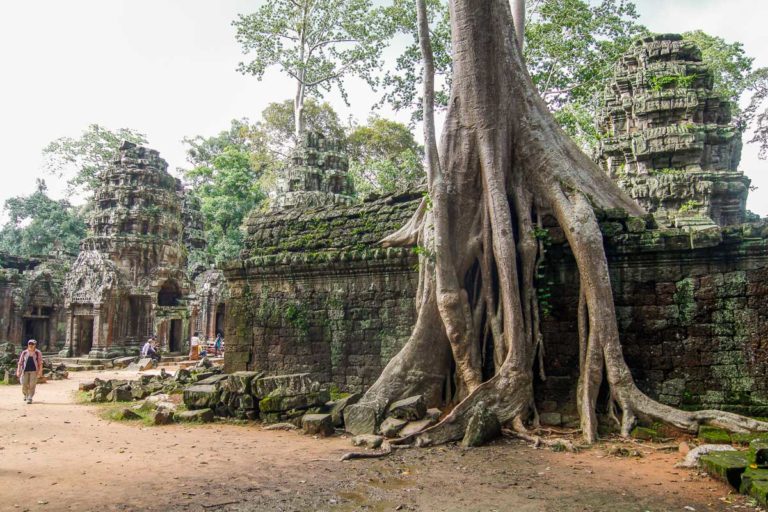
[43,124,147,196]
[234,0,390,138]
[0,180,86,258]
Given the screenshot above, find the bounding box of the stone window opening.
[158,280,181,307]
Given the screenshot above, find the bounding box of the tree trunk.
[346,0,768,445]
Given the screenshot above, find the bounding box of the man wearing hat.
[16,339,43,404]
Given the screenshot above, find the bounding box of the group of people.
[189,332,224,360]
[141,336,161,361]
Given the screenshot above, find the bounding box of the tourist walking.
[189,331,201,360]
[16,339,43,404]
[214,333,223,356]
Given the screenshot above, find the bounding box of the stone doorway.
[23,317,48,349]
[215,303,226,337]
[76,317,94,356]
[169,319,182,353]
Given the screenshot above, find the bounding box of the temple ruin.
[0,252,69,352]
[223,35,768,421]
[60,142,193,358]
[597,34,751,227]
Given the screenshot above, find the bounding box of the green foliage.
[648,73,697,92]
[43,124,147,196]
[347,116,425,195]
[183,140,267,266]
[260,99,347,156]
[0,180,86,257]
[233,0,391,136]
[650,167,685,176]
[284,302,309,332]
[678,200,703,213]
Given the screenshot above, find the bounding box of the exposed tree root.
[339,441,394,461]
[501,428,577,452]
[345,0,768,450]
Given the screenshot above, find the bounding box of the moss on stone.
[698,425,732,444]
[700,450,748,489]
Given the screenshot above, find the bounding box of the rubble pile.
[183,372,354,429]
[85,362,222,403]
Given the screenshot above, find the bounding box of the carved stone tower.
[62,142,192,358]
[272,131,354,210]
[597,34,750,226]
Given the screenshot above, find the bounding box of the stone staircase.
[53,357,114,372]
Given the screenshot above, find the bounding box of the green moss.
[698,425,732,444]
[700,450,748,489]
[673,277,696,326]
[631,426,663,441]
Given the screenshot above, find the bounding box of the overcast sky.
[0,0,766,219]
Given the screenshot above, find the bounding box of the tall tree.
[347,116,424,195]
[260,99,347,157]
[0,180,86,258]
[346,0,768,446]
[182,120,271,265]
[43,124,147,196]
[233,0,390,139]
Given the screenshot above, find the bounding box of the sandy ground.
[0,369,763,512]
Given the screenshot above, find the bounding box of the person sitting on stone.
[189,331,201,361]
[141,336,161,362]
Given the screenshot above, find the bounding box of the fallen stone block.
[113,356,137,369]
[108,386,133,402]
[150,408,175,425]
[328,393,361,427]
[228,371,263,394]
[700,450,749,489]
[425,408,442,422]
[344,403,377,435]
[253,373,315,398]
[698,425,731,444]
[741,468,768,506]
[749,438,768,466]
[183,384,222,409]
[462,406,501,447]
[79,380,96,392]
[113,408,142,421]
[380,417,408,438]
[678,444,736,468]
[259,390,330,413]
[399,417,437,438]
[352,434,384,449]
[175,408,215,423]
[3,370,20,385]
[387,395,426,421]
[136,358,156,371]
[302,413,334,437]
[195,373,228,387]
[131,385,150,400]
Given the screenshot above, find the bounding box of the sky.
[0,0,766,219]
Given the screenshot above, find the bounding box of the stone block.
[137,358,155,371]
[113,408,142,421]
[150,408,174,425]
[113,356,137,369]
[183,384,222,409]
[748,439,768,466]
[327,393,361,427]
[379,417,407,438]
[698,425,731,444]
[539,412,562,426]
[258,390,330,413]
[344,403,378,435]
[252,373,315,398]
[425,408,442,421]
[387,395,426,421]
[196,374,229,387]
[302,413,334,436]
[227,371,263,394]
[352,434,384,449]
[399,418,437,438]
[79,380,96,392]
[740,468,768,506]
[175,409,215,423]
[108,386,133,402]
[700,450,749,489]
[462,406,501,447]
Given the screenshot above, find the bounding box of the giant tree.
[346,0,768,445]
[233,0,390,140]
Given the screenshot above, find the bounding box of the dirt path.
[0,370,761,512]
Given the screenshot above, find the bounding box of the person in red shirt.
[16,339,43,404]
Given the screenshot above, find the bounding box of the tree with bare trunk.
[344,0,768,446]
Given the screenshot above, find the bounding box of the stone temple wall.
[224,197,768,413]
[222,191,421,391]
[537,216,768,424]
